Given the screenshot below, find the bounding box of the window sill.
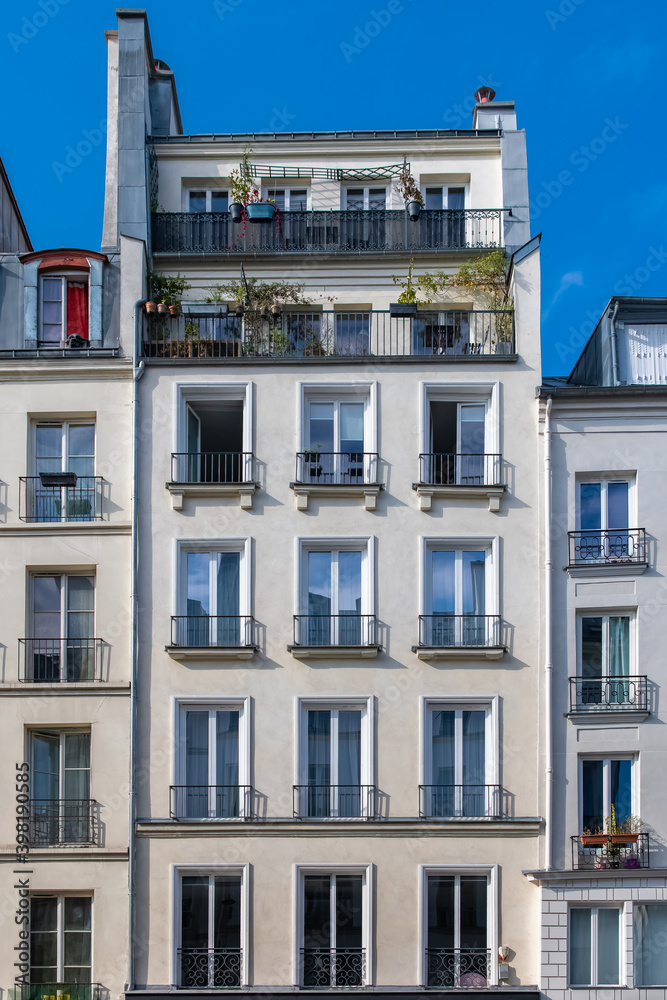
[566,561,648,577]
[566,709,650,724]
[0,682,130,695]
[412,645,507,662]
[165,645,258,662]
[287,644,381,660]
[413,483,505,512]
[166,481,258,510]
[290,482,383,511]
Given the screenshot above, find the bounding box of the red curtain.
[66,281,89,338]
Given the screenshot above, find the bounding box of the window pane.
[432,711,455,786]
[462,551,486,616]
[459,404,485,454]
[346,189,364,210]
[462,712,486,786]
[32,732,60,801]
[189,191,206,212]
[304,876,331,946]
[267,190,286,210]
[181,875,209,949]
[459,876,487,950]
[67,577,94,612]
[211,191,228,212]
[368,188,386,210]
[308,710,331,786]
[31,896,58,931]
[569,908,591,985]
[185,711,209,790]
[213,876,241,948]
[432,551,455,613]
[187,552,210,616]
[68,424,95,459]
[216,711,239,788]
[607,482,629,529]
[64,732,90,769]
[291,189,308,211]
[582,759,603,830]
[336,876,363,948]
[36,425,63,460]
[598,908,620,985]
[448,187,465,210]
[64,897,91,930]
[308,552,331,617]
[610,759,632,826]
[309,402,334,451]
[340,403,364,453]
[609,617,630,678]
[338,711,361,788]
[216,552,240,618]
[580,483,601,531]
[581,618,603,678]
[64,931,91,967]
[425,188,443,210]
[635,904,667,986]
[338,551,362,615]
[33,577,61,641]
[427,876,454,949]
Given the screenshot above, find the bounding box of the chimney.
[472,87,518,130]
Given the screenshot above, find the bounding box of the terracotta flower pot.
[581,834,608,847]
[145,301,157,314]
[157,303,169,315]
[610,833,639,844]
[169,304,181,317]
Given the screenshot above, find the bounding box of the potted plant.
[157,301,169,315]
[229,148,253,223]
[148,271,191,315]
[580,830,608,847]
[207,277,311,357]
[607,811,641,845]
[396,165,424,221]
[145,300,157,314]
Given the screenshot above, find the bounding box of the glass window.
[304,399,365,483]
[304,708,363,817]
[428,708,488,817]
[634,904,667,986]
[189,191,207,212]
[306,550,362,645]
[30,575,95,682]
[180,874,242,988]
[570,907,620,986]
[426,548,488,647]
[210,191,229,212]
[345,188,364,210]
[182,549,243,647]
[581,757,633,832]
[301,874,365,987]
[187,189,229,212]
[30,896,91,984]
[426,874,488,988]
[266,188,308,211]
[580,615,632,706]
[39,276,89,342]
[180,707,241,818]
[31,731,91,844]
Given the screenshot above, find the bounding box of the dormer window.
[40,273,89,343]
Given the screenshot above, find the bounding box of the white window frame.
[174,697,251,818]
[293,863,374,987]
[296,696,374,817]
[421,696,499,789]
[29,572,96,639]
[420,382,499,460]
[176,538,251,621]
[420,185,469,210]
[171,863,250,988]
[39,271,90,344]
[344,186,388,210]
[419,865,498,988]
[578,754,638,830]
[296,535,375,619]
[183,187,230,212]
[420,536,499,618]
[29,894,93,982]
[263,186,310,210]
[568,904,624,987]
[31,419,97,476]
[577,611,636,678]
[28,728,92,801]
[298,381,378,484]
[175,382,253,460]
[576,474,636,531]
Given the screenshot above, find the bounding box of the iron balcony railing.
[142,309,515,360]
[569,675,648,713]
[300,947,366,989]
[292,615,377,648]
[418,453,502,487]
[177,947,242,989]
[170,615,255,648]
[572,832,650,870]
[170,451,255,483]
[152,208,503,255]
[419,784,502,819]
[295,452,379,485]
[19,476,104,522]
[426,948,491,988]
[293,785,378,819]
[418,614,502,648]
[18,638,103,683]
[568,528,647,567]
[20,984,101,1000]
[28,799,98,846]
[170,785,253,820]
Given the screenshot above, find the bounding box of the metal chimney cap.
[474,86,496,103]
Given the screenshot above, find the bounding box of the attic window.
[40,274,89,343]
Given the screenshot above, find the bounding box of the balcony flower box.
[581,833,608,847]
[246,203,276,223]
[610,833,639,845]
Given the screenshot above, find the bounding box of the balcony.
[177,947,242,989]
[20,985,101,1000]
[568,675,649,720]
[572,832,650,870]
[300,947,366,989]
[293,784,378,820]
[291,452,381,510]
[414,453,505,511]
[413,615,506,662]
[142,309,515,361]
[426,948,491,989]
[567,528,647,572]
[19,475,104,522]
[288,615,380,659]
[167,451,258,509]
[28,799,98,845]
[18,638,103,683]
[419,784,503,819]
[170,784,253,820]
[166,615,257,661]
[152,208,503,256]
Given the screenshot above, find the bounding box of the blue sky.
[1,0,665,375]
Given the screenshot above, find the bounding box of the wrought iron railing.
[170,785,253,819]
[569,675,648,713]
[419,784,502,819]
[300,947,366,988]
[572,832,649,870]
[426,948,491,988]
[295,452,379,485]
[152,209,503,254]
[177,947,242,989]
[170,451,255,483]
[142,309,515,360]
[568,528,647,567]
[19,477,103,522]
[417,615,502,648]
[418,453,502,486]
[292,615,377,647]
[20,984,101,1000]
[293,785,377,819]
[18,638,103,683]
[170,615,255,648]
[28,799,98,845]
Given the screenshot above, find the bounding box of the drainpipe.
[544,396,553,870]
[610,300,620,386]
[128,300,146,991]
